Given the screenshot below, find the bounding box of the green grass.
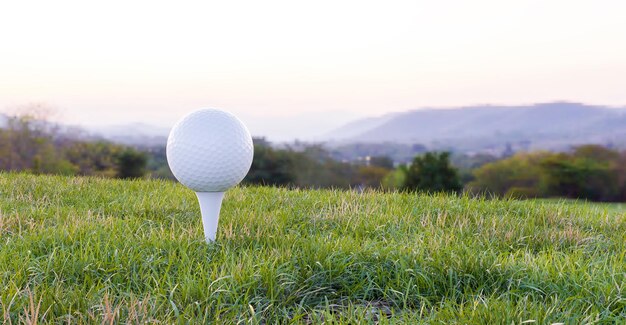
[0,173,624,324]
[536,198,626,214]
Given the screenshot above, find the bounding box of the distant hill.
[0,114,169,147]
[320,112,399,140]
[324,102,626,152]
[90,123,170,147]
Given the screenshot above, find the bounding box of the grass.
[0,173,624,324]
[536,198,626,214]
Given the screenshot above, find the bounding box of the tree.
[467,152,551,198]
[451,153,499,185]
[381,168,406,190]
[290,145,358,189]
[467,146,625,202]
[116,148,148,179]
[369,156,394,169]
[243,141,363,189]
[0,106,66,172]
[541,146,621,202]
[64,141,121,177]
[143,146,175,179]
[619,151,626,201]
[244,143,296,186]
[356,166,390,188]
[402,152,462,193]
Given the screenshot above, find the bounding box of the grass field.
[0,173,624,323]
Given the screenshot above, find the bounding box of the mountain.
[320,112,399,140]
[242,110,361,142]
[325,102,626,152]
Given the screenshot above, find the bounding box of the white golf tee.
[196,192,225,242]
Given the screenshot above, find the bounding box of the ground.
[0,173,624,323]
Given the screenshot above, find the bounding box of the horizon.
[2,100,624,143]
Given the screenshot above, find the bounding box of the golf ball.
[166,109,254,192]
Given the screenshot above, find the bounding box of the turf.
[0,173,624,323]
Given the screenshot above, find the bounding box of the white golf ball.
[166,109,254,192]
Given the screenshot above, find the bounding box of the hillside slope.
[0,174,624,323]
[326,102,626,151]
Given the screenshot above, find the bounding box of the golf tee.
[196,191,225,242]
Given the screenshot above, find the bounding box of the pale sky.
[1,0,625,139]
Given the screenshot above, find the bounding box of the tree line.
[2,110,624,202]
[244,140,626,202]
[0,112,148,179]
[242,138,393,189]
[467,145,626,202]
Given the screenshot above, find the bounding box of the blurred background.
[1,1,625,202]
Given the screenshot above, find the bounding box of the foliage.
[244,143,296,186]
[0,174,624,323]
[451,152,499,184]
[541,146,622,201]
[0,111,150,179]
[64,141,122,177]
[116,148,148,179]
[356,166,389,188]
[467,152,551,198]
[292,145,359,188]
[381,167,406,190]
[143,146,175,179]
[369,155,394,169]
[244,141,390,189]
[468,146,626,202]
[3,110,625,202]
[402,152,462,193]
[0,114,64,172]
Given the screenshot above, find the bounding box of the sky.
[1,0,625,140]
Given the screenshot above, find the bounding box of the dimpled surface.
[166,109,253,192]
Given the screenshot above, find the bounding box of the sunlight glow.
[1,0,625,132]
